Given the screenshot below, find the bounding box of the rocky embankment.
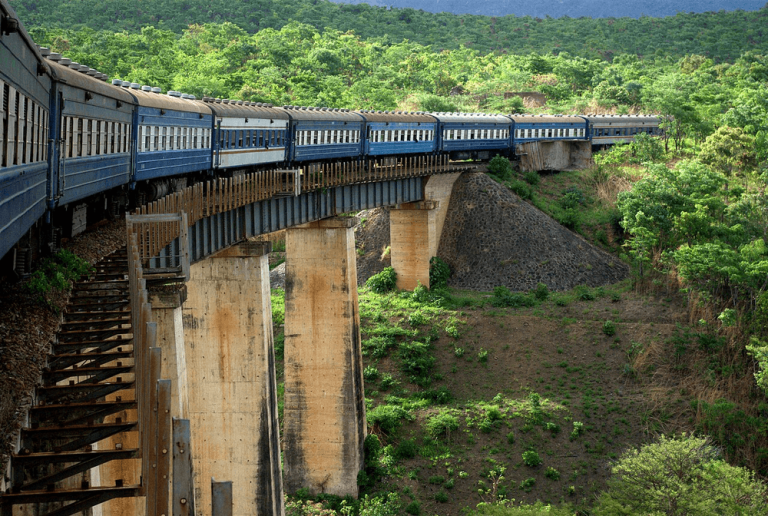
[271,171,628,291]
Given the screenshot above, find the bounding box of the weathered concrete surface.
[283,218,366,497]
[183,242,283,516]
[515,140,592,171]
[151,289,190,419]
[389,201,439,290]
[424,172,463,253]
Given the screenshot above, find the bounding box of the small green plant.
[428,475,445,485]
[425,410,459,440]
[570,421,585,441]
[568,485,576,496]
[603,320,617,336]
[454,347,465,358]
[444,478,455,489]
[395,439,418,460]
[434,491,448,503]
[404,501,421,515]
[363,365,380,381]
[522,450,542,467]
[366,267,397,294]
[507,432,516,445]
[545,467,560,480]
[519,477,536,492]
[446,325,460,339]
[523,170,540,186]
[25,249,93,308]
[477,349,489,363]
[545,422,560,435]
[379,373,397,391]
[429,256,451,289]
[510,180,534,200]
[488,155,513,181]
[408,311,428,327]
[532,282,549,300]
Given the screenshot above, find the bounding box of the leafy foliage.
[593,434,768,516]
[366,267,397,294]
[429,257,451,290]
[25,250,93,308]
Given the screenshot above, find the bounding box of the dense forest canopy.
[9,0,768,59]
[331,0,768,19]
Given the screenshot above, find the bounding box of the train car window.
[95,121,101,155]
[175,127,181,150]
[7,89,17,165]
[18,96,26,164]
[160,127,166,151]
[0,82,5,168]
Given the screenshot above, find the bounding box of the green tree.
[594,434,768,516]
[699,126,757,177]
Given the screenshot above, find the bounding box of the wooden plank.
[155,379,172,516]
[172,419,195,516]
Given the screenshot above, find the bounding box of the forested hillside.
[332,0,767,19]
[10,0,768,59]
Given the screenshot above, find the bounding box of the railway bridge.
[2,157,471,516]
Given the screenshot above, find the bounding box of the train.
[0,0,661,275]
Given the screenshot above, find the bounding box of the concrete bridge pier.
[182,242,284,516]
[389,172,464,291]
[283,218,366,497]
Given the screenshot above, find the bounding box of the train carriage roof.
[1,0,50,76]
[509,114,586,124]
[203,98,289,120]
[279,106,364,122]
[47,60,135,103]
[354,111,437,123]
[430,113,512,124]
[582,114,660,124]
[126,88,211,115]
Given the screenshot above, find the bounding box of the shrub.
[367,404,412,435]
[25,249,93,307]
[378,373,397,391]
[532,282,549,300]
[544,422,560,435]
[491,286,537,308]
[509,180,534,200]
[425,410,459,440]
[507,432,516,445]
[394,438,418,460]
[522,450,542,467]
[602,320,617,336]
[363,366,380,381]
[362,336,397,358]
[545,467,560,480]
[408,311,428,327]
[488,155,513,181]
[454,347,465,358]
[593,434,768,516]
[570,421,584,441]
[404,501,421,516]
[434,491,449,503]
[519,477,536,492]
[557,208,580,230]
[429,256,451,289]
[428,475,445,485]
[523,170,540,186]
[366,267,397,294]
[477,349,489,363]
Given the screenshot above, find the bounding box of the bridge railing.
[126,216,194,514]
[131,155,454,268]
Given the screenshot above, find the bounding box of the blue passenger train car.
[207,99,289,170]
[47,59,134,214]
[583,114,661,147]
[0,0,51,260]
[284,107,364,162]
[510,115,589,143]
[131,85,213,182]
[358,111,437,156]
[433,113,512,160]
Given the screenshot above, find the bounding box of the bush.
[488,155,513,181]
[363,365,380,381]
[507,432,516,445]
[367,404,412,435]
[522,450,542,467]
[491,286,537,308]
[544,467,560,480]
[522,170,540,186]
[570,421,584,441]
[519,477,536,492]
[366,267,397,294]
[602,320,617,336]
[594,434,768,516]
[556,208,580,230]
[25,249,93,307]
[404,501,421,515]
[509,180,534,200]
[429,256,451,289]
[532,282,549,300]
[434,491,449,503]
[428,475,445,485]
[394,439,418,460]
[425,410,459,440]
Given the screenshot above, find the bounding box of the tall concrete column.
[389,200,439,290]
[283,218,366,497]
[182,242,283,516]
